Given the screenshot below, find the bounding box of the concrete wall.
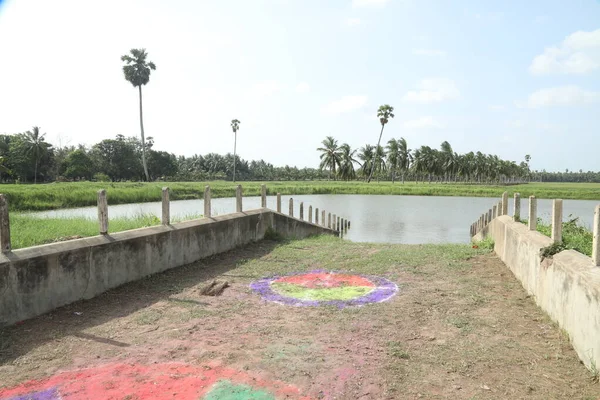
[0,209,336,327]
[475,215,600,369]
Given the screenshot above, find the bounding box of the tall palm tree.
[386,139,399,183]
[121,48,156,182]
[231,119,241,182]
[338,143,357,181]
[398,137,411,184]
[23,126,50,184]
[317,136,341,180]
[367,104,394,183]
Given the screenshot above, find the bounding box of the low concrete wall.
[475,216,600,369]
[0,209,336,327]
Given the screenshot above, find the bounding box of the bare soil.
[0,236,598,399]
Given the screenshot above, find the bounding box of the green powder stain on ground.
[271,282,374,300]
[203,380,276,400]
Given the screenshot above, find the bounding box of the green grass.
[1,181,600,212]
[523,217,593,257]
[10,212,201,250]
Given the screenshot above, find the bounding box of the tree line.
[318,135,536,184]
[0,129,331,183]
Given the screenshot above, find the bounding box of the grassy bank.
[1,181,600,212]
[10,213,201,250]
[524,217,594,257]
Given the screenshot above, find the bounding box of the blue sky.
[0,0,598,171]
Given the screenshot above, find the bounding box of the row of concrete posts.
[0,184,350,253]
[470,191,600,267]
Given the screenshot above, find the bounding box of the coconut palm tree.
[398,137,411,184]
[317,136,341,180]
[121,48,156,182]
[338,143,357,181]
[357,145,374,181]
[23,126,51,184]
[367,104,394,183]
[231,119,241,182]
[373,145,387,182]
[386,139,399,183]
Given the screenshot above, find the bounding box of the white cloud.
[295,82,310,93]
[413,49,446,57]
[402,78,460,104]
[403,116,445,130]
[519,85,599,108]
[352,0,389,8]
[530,29,600,75]
[321,95,367,114]
[346,18,362,26]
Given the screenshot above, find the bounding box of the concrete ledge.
[479,215,600,369]
[0,209,337,327]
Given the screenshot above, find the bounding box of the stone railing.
[0,184,351,253]
[470,191,600,370]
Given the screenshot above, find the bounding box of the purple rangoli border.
[249,270,398,308]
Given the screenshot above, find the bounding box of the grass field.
[1,181,600,212]
[1,236,597,398]
[9,213,201,250]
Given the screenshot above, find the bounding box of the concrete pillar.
[308,206,313,223]
[276,193,281,213]
[300,202,304,220]
[337,216,340,231]
[328,213,331,229]
[261,184,267,208]
[161,187,170,225]
[333,214,336,230]
[322,210,326,227]
[204,186,211,218]
[502,192,508,216]
[345,219,348,232]
[315,208,319,225]
[513,193,521,221]
[593,205,600,267]
[289,198,294,217]
[97,189,108,235]
[348,221,351,229]
[236,185,243,213]
[492,204,498,219]
[0,194,11,253]
[497,201,502,217]
[528,196,537,231]
[488,209,492,224]
[551,199,563,243]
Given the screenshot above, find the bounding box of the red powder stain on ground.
[0,362,311,400]
[274,273,375,289]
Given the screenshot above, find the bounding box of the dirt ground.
[0,236,598,399]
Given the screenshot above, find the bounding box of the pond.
[29,195,600,244]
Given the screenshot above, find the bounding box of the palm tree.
[121,48,156,182]
[373,145,387,182]
[338,143,357,181]
[317,136,341,180]
[398,137,411,184]
[231,119,241,182]
[386,139,399,183]
[23,126,50,184]
[357,145,374,181]
[367,104,394,183]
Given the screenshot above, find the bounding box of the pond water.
[29,195,600,245]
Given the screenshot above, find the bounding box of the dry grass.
[0,236,598,399]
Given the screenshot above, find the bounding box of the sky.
[0,0,599,172]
